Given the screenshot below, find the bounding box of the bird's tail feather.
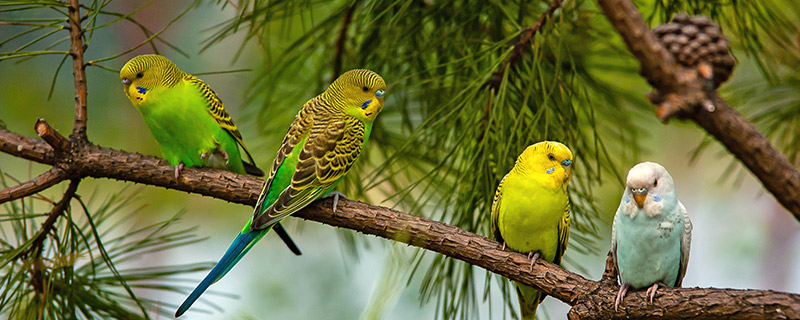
[515,283,543,320]
[175,221,270,317]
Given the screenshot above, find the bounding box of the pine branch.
[67,0,88,140]
[0,126,797,319]
[597,0,800,223]
[484,0,563,91]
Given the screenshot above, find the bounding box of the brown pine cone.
[653,13,735,88]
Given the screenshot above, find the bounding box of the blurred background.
[1,1,799,319]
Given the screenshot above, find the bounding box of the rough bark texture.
[67,0,88,139]
[1,127,798,319]
[597,0,800,222]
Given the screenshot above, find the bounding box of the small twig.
[0,168,67,204]
[332,3,357,79]
[20,179,80,272]
[484,0,563,91]
[35,119,70,152]
[597,0,800,223]
[67,0,88,140]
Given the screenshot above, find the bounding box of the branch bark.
[67,0,88,140]
[0,128,797,319]
[597,0,800,223]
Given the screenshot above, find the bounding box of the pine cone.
[653,13,735,87]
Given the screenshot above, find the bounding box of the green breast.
[136,82,245,173]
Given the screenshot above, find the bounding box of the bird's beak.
[631,188,647,208]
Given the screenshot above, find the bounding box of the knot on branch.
[647,14,736,122]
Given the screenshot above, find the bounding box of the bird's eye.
[362,86,369,92]
[653,179,658,187]
[136,72,144,78]
[547,153,555,161]
[375,89,385,98]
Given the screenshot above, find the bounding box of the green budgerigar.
[611,161,692,310]
[490,141,573,319]
[175,69,386,317]
[120,54,302,256]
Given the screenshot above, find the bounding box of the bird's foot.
[645,282,664,304]
[324,191,348,213]
[174,163,185,179]
[220,149,229,165]
[527,251,540,272]
[501,242,506,251]
[614,283,629,311]
[200,152,208,163]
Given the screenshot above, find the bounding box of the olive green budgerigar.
[120,54,302,257]
[490,141,573,319]
[175,69,386,317]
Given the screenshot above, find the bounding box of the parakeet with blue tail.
[611,161,692,310]
[490,141,573,320]
[120,54,302,257]
[175,69,386,317]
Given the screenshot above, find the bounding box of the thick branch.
[0,129,54,164]
[0,128,797,318]
[67,0,88,139]
[597,0,800,222]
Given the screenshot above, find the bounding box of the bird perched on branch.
[490,141,573,319]
[174,69,386,317]
[120,54,302,257]
[612,161,692,310]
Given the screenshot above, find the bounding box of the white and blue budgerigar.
[611,161,692,310]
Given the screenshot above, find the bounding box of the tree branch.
[0,167,67,204]
[485,0,563,91]
[332,3,356,79]
[67,0,88,140]
[24,179,80,294]
[596,0,800,223]
[0,127,797,318]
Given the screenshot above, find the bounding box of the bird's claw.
[614,283,629,311]
[528,251,540,272]
[645,282,663,304]
[221,149,229,165]
[200,152,208,162]
[174,163,185,179]
[325,191,348,213]
[501,242,506,251]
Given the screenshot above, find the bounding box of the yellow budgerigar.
[490,141,573,319]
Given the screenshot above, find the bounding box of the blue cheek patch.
[136,86,148,94]
[546,168,555,174]
[624,196,630,203]
[360,99,372,109]
[653,195,662,202]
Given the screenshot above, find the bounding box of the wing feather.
[252,115,365,229]
[675,201,692,286]
[554,202,570,265]
[184,75,259,166]
[490,175,507,243]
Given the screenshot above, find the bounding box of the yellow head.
[322,69,386,122]
[120,54,185,106]
[514,141,574,189]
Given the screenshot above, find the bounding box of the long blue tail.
[175,222,270,317]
